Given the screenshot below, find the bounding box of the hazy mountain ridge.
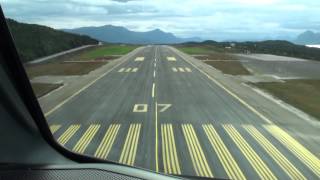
[295,31,320,45]
[63,25,202,44]
[6,19,98,62]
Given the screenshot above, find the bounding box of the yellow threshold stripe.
[265,125,320,177]
[185,67,192,72]
[179,67,185,72]
[244,125,306,179]
[50,124,61,134]
[203,124,246,180]
[125,68,132,72]
[94,124,121,159]
[161,124,181,174]
[128,124,141,165]
[223,125,277,180]
[132,68,138,72]
[73,124,100,153]
[182,124,213,178]
[172,67,178,72]
[118,68,125,72]
[119,124,141,166]
[57,125,80,145]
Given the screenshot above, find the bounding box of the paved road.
[47,46,320,179]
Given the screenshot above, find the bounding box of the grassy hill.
[6,19,98,63]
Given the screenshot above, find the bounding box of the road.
[47,45,320,179]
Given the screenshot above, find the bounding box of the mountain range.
[295,31,320,45]
[63,25,202,44]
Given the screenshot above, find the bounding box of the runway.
[47,45,320,179]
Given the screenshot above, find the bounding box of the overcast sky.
[1,0,320,41]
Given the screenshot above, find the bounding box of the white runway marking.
[133,104,148,112]
[135,57,144,61]
[152,83,155,98]
[167,57,177,61]
[172,67,178,72]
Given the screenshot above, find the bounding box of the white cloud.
[1,0,320,40]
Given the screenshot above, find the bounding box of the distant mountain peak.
[295,30,320,45]
[63,25,202,44]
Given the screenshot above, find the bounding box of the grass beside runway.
[205,61,251,75]
[31,82,63,98]
[177,45,251,75]
[251,80,320,121]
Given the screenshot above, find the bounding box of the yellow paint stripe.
[223,125,276,180]
[265,125,320,177]
[182,124,213,178]
[119,124,141,166]
[161,124,181,175]
[203,124,246,180]
[128,124,141,165]
[94,124,120,159]
[179,67,185,72]
[155,102,159,172]
[73,124,100,153]
[244,125,306,179]
[50,124,61,134]
[132,67,138,72]
[119,124,134,164]
[185,67,192,72]
[172,67,178,72]
[168,124,181,174]
[57,125,80,146]
[125,68,132,72]
[118,68,125,72]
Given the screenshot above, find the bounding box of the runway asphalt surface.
[46,45,320,179]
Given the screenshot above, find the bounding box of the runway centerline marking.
[152,83,155,98]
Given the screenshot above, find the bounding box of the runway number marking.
[132,104,171,112]
[158,104,171,112]
[133,104,148,112]
[167,57,177,61]
[135,57,145,61]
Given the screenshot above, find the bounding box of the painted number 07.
[133,104,171,113]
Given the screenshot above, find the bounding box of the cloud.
[1,0,319,40]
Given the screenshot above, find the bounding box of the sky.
[1,0,320,41]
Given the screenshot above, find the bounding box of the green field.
[253,80,320,121]
[80,45,138,60]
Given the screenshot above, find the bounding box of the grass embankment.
[25,45,138,78]
[31,83,63,98]
[177,46,250,75]
[253,80,320,120]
